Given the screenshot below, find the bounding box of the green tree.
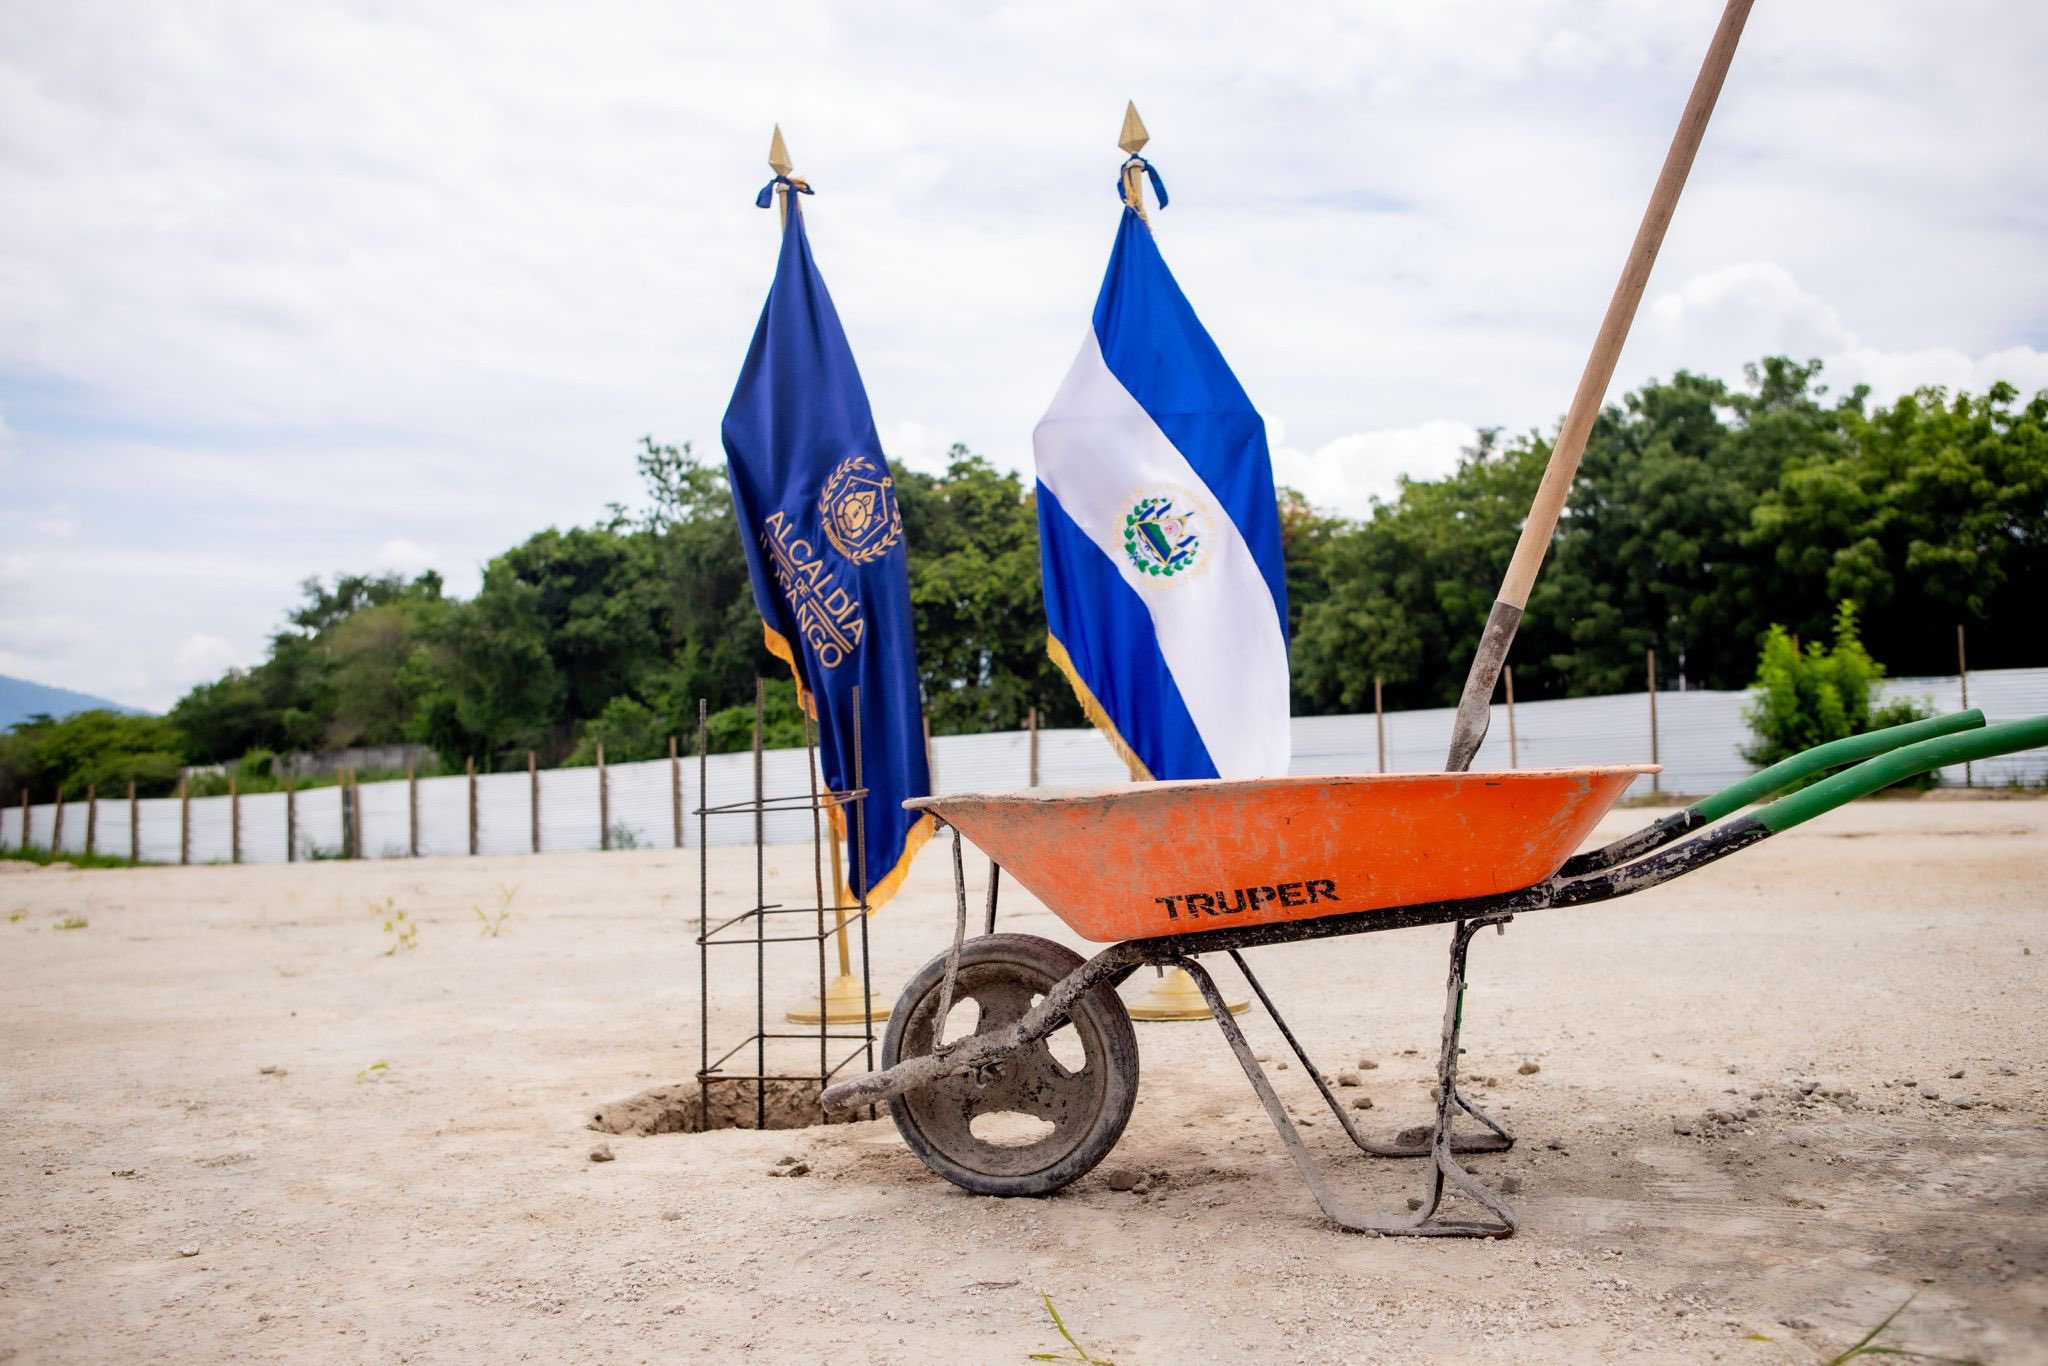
[1742,601,1931,779]
[1752,380,2048,673]
[895,446,1079,734]
[0,710,187,802]
[1291,430,1548,711]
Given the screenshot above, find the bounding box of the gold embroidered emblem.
[818,455,903,565]
[760,510,866,670]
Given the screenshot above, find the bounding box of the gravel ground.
[1,798,2043,1364]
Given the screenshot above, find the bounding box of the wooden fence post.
[85,784,97,858]
[1374,676,1386,774]
[597,742,610,851]
[466,757,478,856]
[1958,624,1972,788]
[1027,707,1040,788]
[669,735,683,849]
[128,781,138,862]
[51,788,65,855]
[285,777,296,862]
[528,751,539,854]
[408,759,419,856]
[1647,648,1662,795]
[349,768,364,860]
[230,775,241,864]
[1504,666,1519,769]
[18,790,28,851]
[179,777,191,865]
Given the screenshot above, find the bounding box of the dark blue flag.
[721,195,933,909]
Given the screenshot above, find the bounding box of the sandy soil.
[1,799,2044,1364]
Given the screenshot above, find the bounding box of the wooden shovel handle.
[1500,0,1754,608]
[1445,0,1754,772]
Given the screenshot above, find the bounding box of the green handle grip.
[1755,714,2048,833]
[1693,708,1985,822]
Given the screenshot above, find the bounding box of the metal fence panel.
[5,667,2043,863]
[606,758,678,851]
[538,766,602,853]
[476,771,533,857]
[413,773,470,859]
[293,786,344,862]
[358,779,411,860]
[242,791,290,864]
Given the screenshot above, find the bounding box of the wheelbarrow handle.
[1561,708,1985,875]
[1754,713,2048,833]
[1694,707,1985,822]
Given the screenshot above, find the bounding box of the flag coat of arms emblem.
[1033,208,1291,781]
[721,197,934,907]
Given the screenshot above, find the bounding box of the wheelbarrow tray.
[909,766,1652,943]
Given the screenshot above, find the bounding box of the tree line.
[4,356,2043,802]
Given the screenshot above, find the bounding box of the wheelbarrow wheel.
[882,933,1139,1198]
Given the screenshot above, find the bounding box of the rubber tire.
[882,933,1139,1198]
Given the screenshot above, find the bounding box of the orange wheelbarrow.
[823,711,2046,1237]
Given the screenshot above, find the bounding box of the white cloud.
[1643,261,2048,407]
[877,419,958,476]
[374,537,441,577]
[0,0,2045,701]
[173,633,243,682]
[1272,421,1480,518]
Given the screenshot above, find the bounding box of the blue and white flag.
[722,187,934,909]
[1033,206,1291,781]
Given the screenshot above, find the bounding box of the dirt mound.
[589,1079,876,1135]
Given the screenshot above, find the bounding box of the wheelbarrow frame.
[823,710,2047,1236]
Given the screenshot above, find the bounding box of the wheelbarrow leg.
[1169,955,1514,1238]
[1346,919,1516,1159]
[1224,943,1513,1159]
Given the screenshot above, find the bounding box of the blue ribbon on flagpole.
[755,175,816,209]
[1117,156,1168,211]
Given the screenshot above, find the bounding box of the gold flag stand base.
[1129,966,1247,1021]
[786,973,893,1026]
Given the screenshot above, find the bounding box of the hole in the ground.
[1046,1023,1086,1073]
[969,1111,1056,1147]
[589,1079,878,1135]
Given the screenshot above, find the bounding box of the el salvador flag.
[722,188,934,909]
[1033,206,1291,782]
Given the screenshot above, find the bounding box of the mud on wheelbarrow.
[823,710,2048,1238]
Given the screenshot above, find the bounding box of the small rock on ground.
[589,1143,615,1163]
[1348,1094,1375,1111]
[1336,1071,1362,1087]
[177,1245,200,1258]
[1518,1061,1540,1075]
[1501,1175,1523,1195]
[1357,1058,1379,1070]
[1102,1167,1143,1192]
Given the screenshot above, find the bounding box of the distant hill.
[0,675,150,730]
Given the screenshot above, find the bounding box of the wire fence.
[6,667,2044,864]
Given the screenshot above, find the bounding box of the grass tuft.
[1028,1292,1114,1366]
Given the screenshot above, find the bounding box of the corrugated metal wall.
[6,668,2043,862]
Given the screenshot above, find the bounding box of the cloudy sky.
[3,1,2044,711]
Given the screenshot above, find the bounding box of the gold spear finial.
[1118,103,1154,224]
[768,124,793,176]
[1118,101,1149,156]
